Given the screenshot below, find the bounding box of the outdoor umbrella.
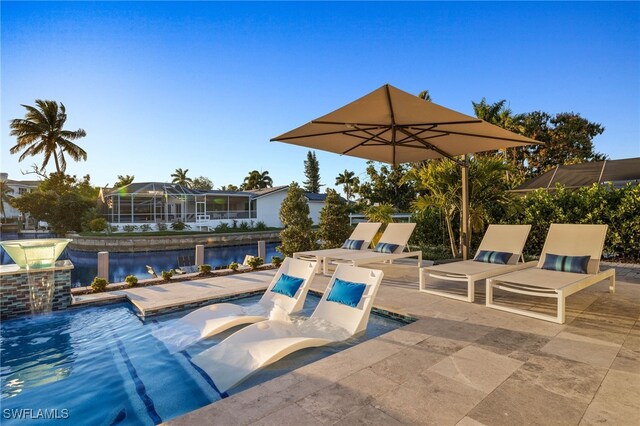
[271,84,541,259]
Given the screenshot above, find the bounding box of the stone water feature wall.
[0,263,73,320]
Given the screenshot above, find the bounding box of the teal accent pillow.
[373,242,399,254]
[474,250,513,265]
[542,253,590,274]
[270,273,305,297]
[341,239,365,250]
[326,278,367,308]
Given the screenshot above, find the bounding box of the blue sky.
[2,1,639,190]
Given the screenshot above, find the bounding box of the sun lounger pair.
[295,222,422,275]
[191,264,384,393]
[420,224,615,323]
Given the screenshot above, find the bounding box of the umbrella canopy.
[271,84,542,259]
[272,84,540,165]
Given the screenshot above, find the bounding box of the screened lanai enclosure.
[103,183,257,226]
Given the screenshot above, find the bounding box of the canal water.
[0,233,279,287]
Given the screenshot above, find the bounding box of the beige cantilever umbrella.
[271,84,541,259]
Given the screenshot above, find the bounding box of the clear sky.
[2,1,639,190]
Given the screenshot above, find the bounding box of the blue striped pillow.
[474,250,513,265]
[542,253,590,274]
[373,242,399,254]
[341,239,364,250]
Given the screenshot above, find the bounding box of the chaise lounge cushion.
[327,278,367,307]
[542,253,590,274]
[271,273,305,297]
[474,250,513,265]
[373,242,399,254]
[342,239,365,250]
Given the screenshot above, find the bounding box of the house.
[101,183,331,230]
[0,172,40,220]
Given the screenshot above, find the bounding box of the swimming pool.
[0,295,405,425]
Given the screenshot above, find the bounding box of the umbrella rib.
[396,125,437,144]
[397,127,464,166]
[428,128,539,145]
[342,127,390,155]
[271,125,384,142]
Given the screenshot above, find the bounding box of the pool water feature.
[0,294,406,425]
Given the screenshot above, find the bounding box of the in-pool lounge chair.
[293,222,382,272]
[321,223,422,275]
[419,224,533,302]
[486,224,615,324]
[175,257,317,339]
[191,264,384,393]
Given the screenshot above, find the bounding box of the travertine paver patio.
[79,262,639,425]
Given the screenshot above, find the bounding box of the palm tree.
[219,184,239,191]
[113,175,134,189]
[0,181,15,220]
[335,170,360,200]
[9,100,87,173]
[171,168,193,188]
[241,170,273,190]
[418,89,432,102]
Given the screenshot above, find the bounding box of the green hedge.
[504,183,639,260]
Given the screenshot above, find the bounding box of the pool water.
[0,295,405,425]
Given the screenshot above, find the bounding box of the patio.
[76,261,640,425]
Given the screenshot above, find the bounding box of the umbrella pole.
[461,156,470,260]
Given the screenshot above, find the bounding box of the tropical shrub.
[198,264,212,274]
[231,219,238,229]
[215,222,230,232]
[171,221,186,231]
[271,256,283,267]
[317,189,351,249]
[91,277,108,292]
[247,256,264,270]
[108,224,119,233]
[139,224,152,232]
[89,217,108,232]
[254,221,268,231]
[229,262,239,271]
[125,275,138,288]
[278,182,316,256]
[122,225,137,232]
[239,221,250,231]
[156,222,168,231]
[161,270,173,281]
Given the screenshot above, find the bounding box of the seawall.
[68,230,281,253]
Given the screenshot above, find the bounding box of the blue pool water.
[0,232,279,286]
[0,295,404,425]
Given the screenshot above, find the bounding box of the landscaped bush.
[125,275,138,288]
[247,256,264,270]
[271,256,283,267]
[229,262,239,271]
[91,277,108,292]
[122,224,137,233]
[161,270,174,281]
[277,182,316,256]
[215,223,230,232]
[231,219,238,229]
[171,221,186,231]
[89,217,108,232]
[108,224,119,233]
[156,222,168,231]
[139,224,152,232]
[198,264,212,274]
[239,221,250,231]
[254,221,268,231]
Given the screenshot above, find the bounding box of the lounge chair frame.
[419,224,533,302]
[321,223,421,275]
[293,222,382,273]
[486,224,616,324]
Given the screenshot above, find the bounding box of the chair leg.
[419,268,426,291]
[467,278,475,303]
[609,270,616,293]
[557,291,565,324]
[486,278,494,306]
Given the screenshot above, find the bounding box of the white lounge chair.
[166,258,317,343]
[293,222,382,273]
[419,224,533,302]
[486,224,615,324]
[191,264,384,393]
[321,223,422,275]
